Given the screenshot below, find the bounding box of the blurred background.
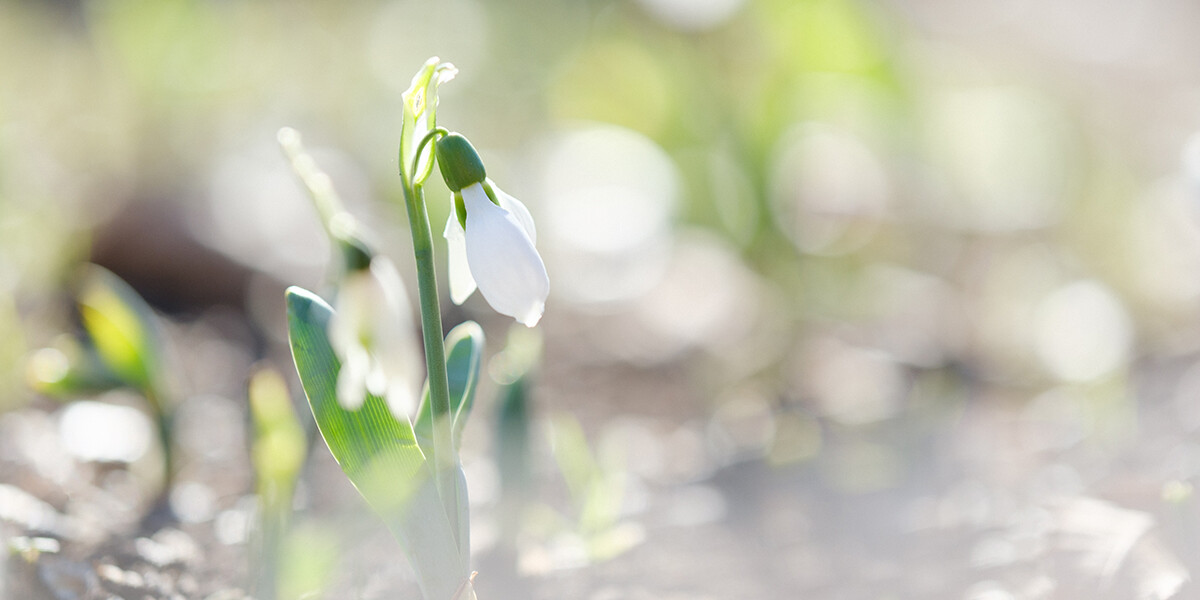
[4,0,1200,598]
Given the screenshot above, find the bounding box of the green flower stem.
[412,127,450,187]
[144,386,174,493]
[400,176,460,538]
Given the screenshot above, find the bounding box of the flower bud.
[335,233,373,273]
[330,213,374,273]
[436,133,487,192]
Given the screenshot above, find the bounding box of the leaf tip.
[285,286,331,316]
[447,320,485,348]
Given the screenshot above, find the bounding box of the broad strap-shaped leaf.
[285,287,467,600]
[414,321,485,454]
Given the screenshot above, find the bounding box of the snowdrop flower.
[328,251,422,417]
[442,182,537,301]
[437,133,549,327]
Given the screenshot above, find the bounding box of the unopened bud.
[436,133,487,192]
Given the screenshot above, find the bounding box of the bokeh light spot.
[1034,281,1132,382]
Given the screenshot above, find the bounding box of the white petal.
[386,381,418,421]
[366,257,422,418]
[369,257,413,319]
[336,345,370,410]
[443,210,478,304]
[461,183,550,326]
[374,326,422,420]
[491,182,537,244]
[328,271,371,356]
[364,359,388,397]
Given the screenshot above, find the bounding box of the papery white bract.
[328,257,421,416]
[457,182,549,327]
[401,58,457,185]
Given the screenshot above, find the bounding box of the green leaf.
[285,286,466,600]
[248,367,305,491]
[76,264,161,396]
[493,325,542,503]
[277,522,339,600]
[448,322,485,444]
[414,321,485,454]
[547,414,631,556]
[248,368,305,600]
[548,414,599,502]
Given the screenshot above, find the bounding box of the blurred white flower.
[444,181,548,326]
[328,257,421,416]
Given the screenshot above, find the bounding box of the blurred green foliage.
[248,366,307,600]
[5,1,1200,597]
[76,265,163,394]
[2,0,1194,496]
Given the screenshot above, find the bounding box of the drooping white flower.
[460,182,548,326]
[443,181,540,304]
[437,133,549,327]
[328,256,421,416]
